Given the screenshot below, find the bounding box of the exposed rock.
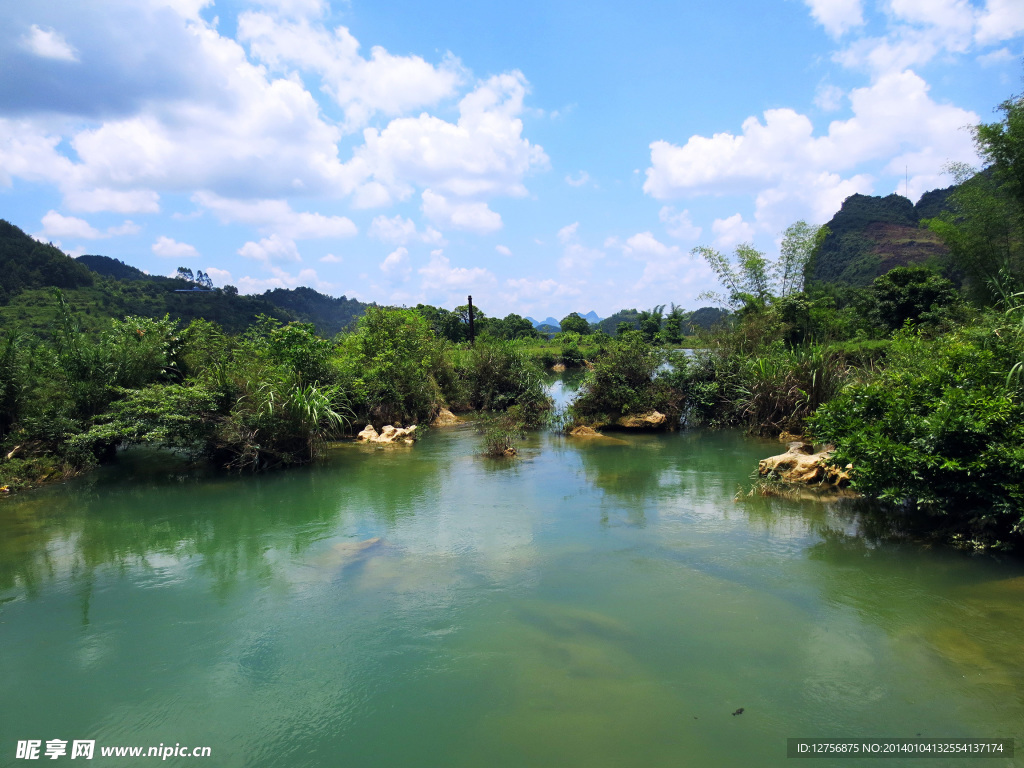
[777,431,804,443]
[570,425,602,437]
[615,411,667,429]
[758,442,851,486]
[356,424,418,445]
[432,408,462,426]
[552,363,567,372]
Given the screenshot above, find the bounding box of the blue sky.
[1,0,1022,318]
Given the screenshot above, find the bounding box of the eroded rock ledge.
[356,424,418,445]
[758,441,851,486]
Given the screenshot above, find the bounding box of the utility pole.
[467,295,475,346]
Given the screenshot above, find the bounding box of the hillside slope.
[808,190,954,287]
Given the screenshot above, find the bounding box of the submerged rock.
[758,441,851,486]
[356,424,418,445]
[615,411,667,429]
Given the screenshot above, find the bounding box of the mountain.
[526,316,561,329]
[808,191,954,287]
[260,287,369,337]
[0,220,373,336]
[77,254,166,282]
[581,310,602,323]
[0,220,95,303]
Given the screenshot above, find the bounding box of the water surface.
[2,422,1022,767]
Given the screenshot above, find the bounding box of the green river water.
[2,380,1023,767]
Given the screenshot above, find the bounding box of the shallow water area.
[1,412,1022,767]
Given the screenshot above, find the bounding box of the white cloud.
[814,83,845,112]
[64,187,161,214]
[711,214,756,250]
[380,246,411,281]
[495,245,512,256]
[319,253,342,263]
[368,214,445,245]
[204,266,232,286]
[556,222,579,245]
[238,12,465,132]
[22,25,79,62]
[39,210,139,240]
[417,252,496,293]
[804,0,864,37]
[237,266,332,294]
[832,0,1024,75]
[238,234,301,263]
[565,171,591,187]
[659,206,702,241]
[644,70,977,229]
[421,190,502,233]
[40,211,102,240]
[609,231,714,298]
[344,72,549,203]
[152,235,199,259]
[193,192,357,239]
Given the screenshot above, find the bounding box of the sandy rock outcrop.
[356,424,418,445]
[615,411,667,429]
[432,408,463,427]
[758,441,851,486]
[570,425,602,437]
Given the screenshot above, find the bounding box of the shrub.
[810,320,1024,548]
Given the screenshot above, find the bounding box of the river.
[1,384,1022,766]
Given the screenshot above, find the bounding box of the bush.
[570,332,680,426]
[456,340,550,427]
[810,319,1024,548]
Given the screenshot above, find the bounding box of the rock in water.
[758,442,851,486]
[432,408,462,426]
[615,411,667,428]
[356,424,418,444]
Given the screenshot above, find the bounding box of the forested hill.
[0,220,95,303]
[808,189,955,287]
[0,220,371,336]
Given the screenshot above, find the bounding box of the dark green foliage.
[456,340,551,426]
[484,313,540,341]
[569,332,679,426]
[338,307,452,427]
[870,266,960,332]
[0,220,95,301]
[78,254,167,282]
[597,308,642,336]
[260,287,369,338]
[559,312,591,335]
[810,321,1024,548]
[809,193,951,287]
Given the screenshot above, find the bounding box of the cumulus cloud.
[368,214,444,245]
[237,266,332,295]
[565,171,591,187]
[644,69,977,230]
[344,72,549,205]
[495,245,512,256]
[238,12,465,132]
[152,235,199,259]
[659,206,702,241]
[319,253,342,263]
[711,214,756,250]
[609,231,715,298]
[37,210,139,242]
[238,234,301,263]
[193,192,357,239]
[204,266,232,286]
[421,190,502,233]
[380,246,411,281]
[22,25,79,62]
[831,0,1024,75]
[418,251,496,293]
[804,0,864,37]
